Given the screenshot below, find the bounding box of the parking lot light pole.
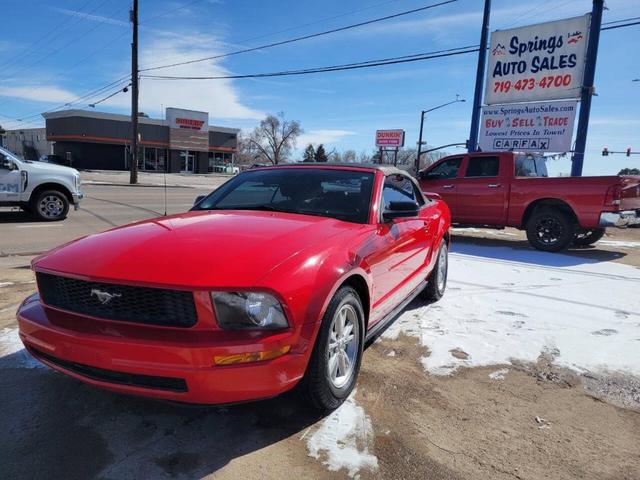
[415,96,465,174]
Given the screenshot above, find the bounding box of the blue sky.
[0,0,638,175]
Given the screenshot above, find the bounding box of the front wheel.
[301,286,364,412]
[525,207,575,252]
[422,241,448,302]
[31,190,69,221]
[572,228,606,247]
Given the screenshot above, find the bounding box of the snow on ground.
[0,327,42,369]
[306,391,378,478]
[384,243,640,377]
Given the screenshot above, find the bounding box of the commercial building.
[42,108,239,173]
[1,127,52,160]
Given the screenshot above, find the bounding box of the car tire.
[301,286,365,412]
[572,227,606,247]
[31,190,69,222]
[525,207,575,252]
[422,241,448,302]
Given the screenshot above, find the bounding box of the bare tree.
[342,150,356,163]
[248,112,302,164]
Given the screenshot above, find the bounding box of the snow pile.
[384,244,640,376]
[307,392,378,478]
[489,368,509,380]
[0,327,42,369]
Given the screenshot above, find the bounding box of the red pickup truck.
[419,151,640,251]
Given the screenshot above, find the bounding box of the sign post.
[571,0,604,176]
[468,0,492,152]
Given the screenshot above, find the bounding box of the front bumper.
[17,296,308,404]
[72,191,83,210]
[599,210,640,228]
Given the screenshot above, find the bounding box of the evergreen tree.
[314,144,328,162]
[302,144,315,162]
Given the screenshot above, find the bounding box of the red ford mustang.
[17,164,451,410]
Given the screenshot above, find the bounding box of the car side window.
[426,158,462,179]
[382,174,418,210]
[465,156,500,177]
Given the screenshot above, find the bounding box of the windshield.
[194,168,375,224]
[515,154,548,177]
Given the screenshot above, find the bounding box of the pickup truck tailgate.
[619,176,640,211]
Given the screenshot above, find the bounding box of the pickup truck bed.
[419,151,639,251]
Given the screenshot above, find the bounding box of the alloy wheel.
[327,303,360,389]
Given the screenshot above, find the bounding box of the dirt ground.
[1,227,639,479]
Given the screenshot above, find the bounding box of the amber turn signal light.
[214,346,291,366]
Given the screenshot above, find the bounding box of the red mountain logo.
[567,31,583,44]
[492,43,506,56]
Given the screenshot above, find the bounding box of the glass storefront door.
[180,151,195,173]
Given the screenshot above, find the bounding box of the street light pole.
[414,96,465,174]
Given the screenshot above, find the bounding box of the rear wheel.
[526,207,575,252]
[572,227,606,247]
[301,286,364,412]
[421,241,448,302]
[31,190,69,221]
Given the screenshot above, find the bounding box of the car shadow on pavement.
[450,234,627,267]
[0,210,41,224]
[0,351,323,480]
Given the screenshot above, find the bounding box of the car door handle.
[488,183,501,188]
[442,185,454,189]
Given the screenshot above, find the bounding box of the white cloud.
[0,85,76,104]
[297,129,356,146]
[101,32,263,120]
[0,30,262,122]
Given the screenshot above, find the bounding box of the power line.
[3,0,119,81]
[140,18,640,82]
[0,0,97,71]
[137,0,405,68]
[139,0,458,72]
[88,84,131,107]
[2,13,638,127]
[142,46,480,80]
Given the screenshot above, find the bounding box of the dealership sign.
[478,100,578,152]
[484,15,590,105]
[166,107,209,152]
[375,130,405,148]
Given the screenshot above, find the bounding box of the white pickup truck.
[0,146,83,221]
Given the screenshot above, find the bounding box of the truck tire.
[421,241,448,302]
[526,207,575,252]
[572,228,606,247]
[31,190,69,221]
[300,286,364,412]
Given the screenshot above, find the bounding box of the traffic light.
[602,147,609,156]
[627,148,631,157]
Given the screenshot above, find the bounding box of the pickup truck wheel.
[572,228,606,247]
[31,190,69,221]
[526,207,575,252]
[422,241,448,302]
[300,286,364,412]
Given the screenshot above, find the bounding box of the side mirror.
[193,195,206,206]
[383,201,420,221]
[1,159,14,170]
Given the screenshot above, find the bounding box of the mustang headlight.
[211,292,288,329]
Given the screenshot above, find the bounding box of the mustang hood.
[34,210,357,288]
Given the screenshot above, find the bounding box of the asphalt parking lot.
[1,180,639,479]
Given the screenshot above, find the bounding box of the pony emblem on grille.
[91,289,122,305]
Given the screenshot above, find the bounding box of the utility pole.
[570,0,604,177]
[467,0,491,153]
[129,0,139,185]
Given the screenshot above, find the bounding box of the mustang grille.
[36,272,197,328]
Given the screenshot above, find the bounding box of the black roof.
[256,162,410,176]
